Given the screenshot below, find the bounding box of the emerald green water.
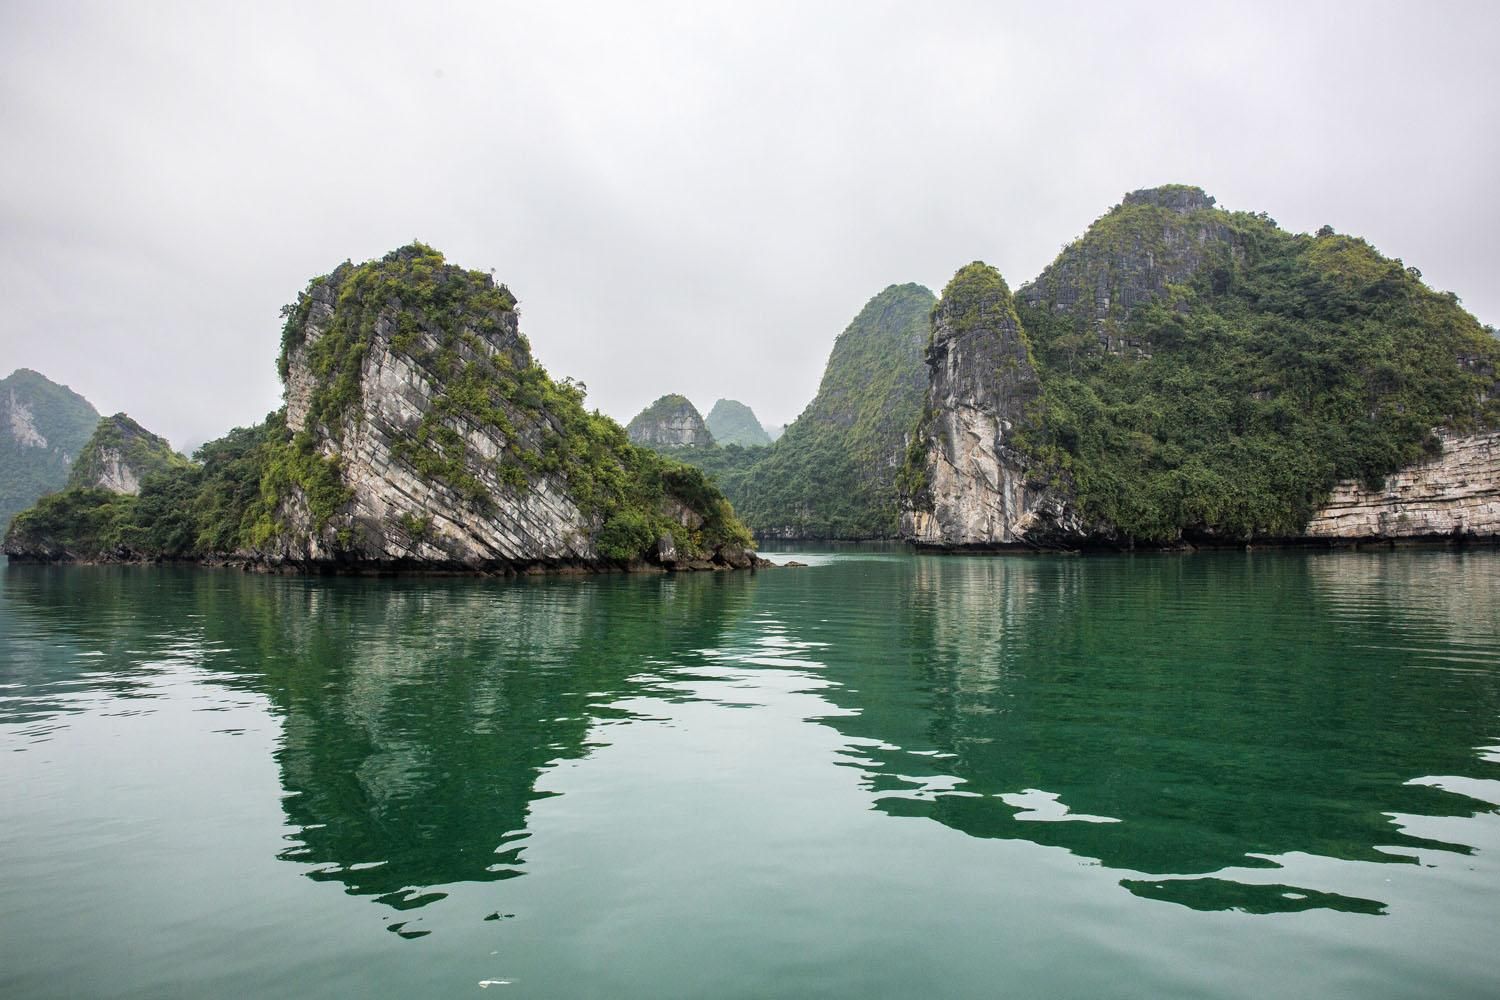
[2,548,1499,998]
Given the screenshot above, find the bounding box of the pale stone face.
[6,390,48,449]
[273,292,596,568]
[626,398,712,448]
[92,447,141,495]
[1304,431,1500,540]
[901,267,1087,549]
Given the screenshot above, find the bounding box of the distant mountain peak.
[0,368,101,531]
[626,394,714,448]
[705,398,771,447]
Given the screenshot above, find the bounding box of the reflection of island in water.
[794,551,1500,915]
[263,574,753,914]
[5,550,1500,923]
[1,565,756,927]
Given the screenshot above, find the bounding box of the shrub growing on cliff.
[596,509,656,562]
[5,488,137,555]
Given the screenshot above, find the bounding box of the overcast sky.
[2,1,1497,449]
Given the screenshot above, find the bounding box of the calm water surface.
[2,548,1499,998]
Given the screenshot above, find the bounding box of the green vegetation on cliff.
[0,369,100,531]
[6,245,750,566]
[279,246,745,560]
[1012,187,1500,542]
[6,414,289,559]
[67,413,190,491]
[704,399,772,447]
[898,262,1038,509]
[670,283,934,538]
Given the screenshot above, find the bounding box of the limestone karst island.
[5,187,1498,570]
[7,0,1500,994]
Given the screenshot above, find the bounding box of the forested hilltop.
[625,394,713,448]
[67,413,188,494]
[903,186,1500,548]
[704,399,772,447]
[5,245,756,572]
[658,283,934,538]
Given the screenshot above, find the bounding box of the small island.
[4,245,761,574]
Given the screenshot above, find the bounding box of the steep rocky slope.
[903,186,1500,548]
[5,245,757,571]
[67,413,186,494]
[704,398,772,447]
[899,264,1089,547]
[625,394,714,448]
[0,369,99,530]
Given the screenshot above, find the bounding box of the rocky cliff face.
[67,414,184,495]
[264,245,753,571]
[1303,430,1500,542]
[901,263,1090,548]
[274,259,591,567]
[902,205,1500,551]
[6,390,49,449]
[626,395,713,448]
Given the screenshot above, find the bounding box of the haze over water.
[3,547,1499,998]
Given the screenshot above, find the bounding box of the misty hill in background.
[704,398,772,447]
[1,369,100,531]
[657,283,934,539]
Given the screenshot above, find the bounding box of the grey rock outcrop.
[901,262,1091,548]
[273,265,597,568]
[6,390,48,449]
[263,245,754,572]
[625,394,714,448]
[1016,184,1237,356]
[1303,431,1500,542]
[91,450,139,494]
